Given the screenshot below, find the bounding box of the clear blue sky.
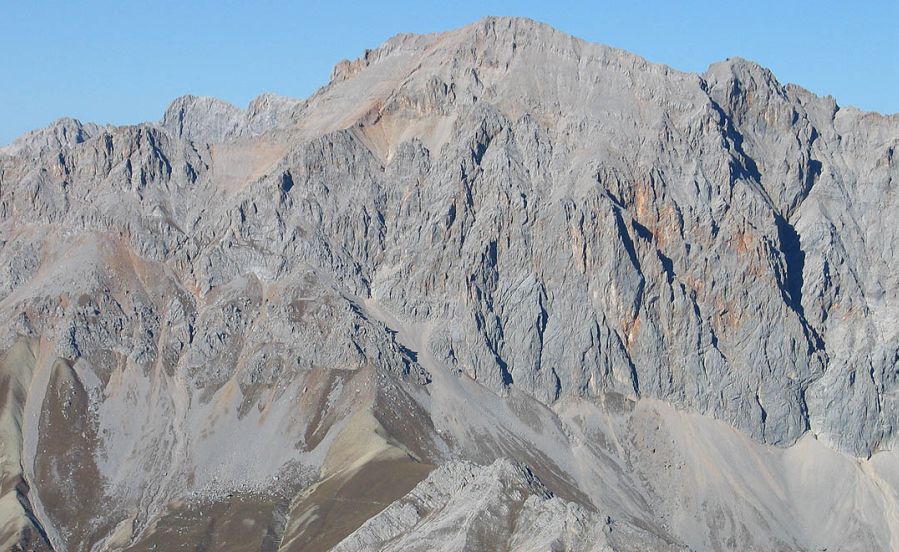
[2,0,896,145]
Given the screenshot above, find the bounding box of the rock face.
[0,16,897,552]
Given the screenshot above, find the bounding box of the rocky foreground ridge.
[0,16,897,552]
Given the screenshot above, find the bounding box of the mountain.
[1,16,898,552]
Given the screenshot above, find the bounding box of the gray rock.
[160,95,243,143]
[0,15,897,552]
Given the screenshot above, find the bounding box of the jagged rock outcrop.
[331,459,686,552]
[0,16,897,552]
[161,95,244,143]
[0,118,106,158]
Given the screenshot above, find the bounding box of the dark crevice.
[534,288,549,373]
[788,157,822,218]
[774,214,805,317]
[280,171,294,193]
[709,326,720,350]
[604,190,625,210]
[472,141,489,165]
[757,393,768,426]
[550,367,562,401]
[613,210,641,273]
[658,251,675,284]
[497,353,513,386]
[630,219,676,284]
[398,344,418,364]
[775,214,825,352]
[629,356,640,396]
[631,219,653,242]
[708,100,761,183]
[537,289,557,399]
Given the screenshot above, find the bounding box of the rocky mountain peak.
[160,94,243,143]
[0,117,104,157]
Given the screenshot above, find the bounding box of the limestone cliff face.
[0,16,897,552]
